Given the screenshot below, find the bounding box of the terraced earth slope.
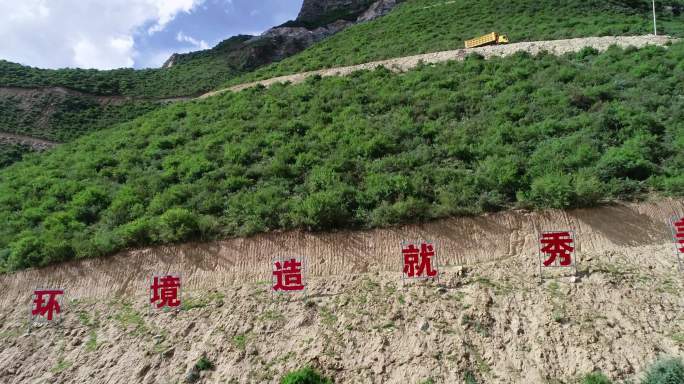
[0,199,682,383]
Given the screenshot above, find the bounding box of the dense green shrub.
[582,372,612,384]
[464,371,479,384]
[280,367,333,384]
[1,42,684,271]
[0,144,31,168]
[641,357,684,384]
[194,356,214,372]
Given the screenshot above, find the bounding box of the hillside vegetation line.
[1,199,680,307]
[203,35,676,97]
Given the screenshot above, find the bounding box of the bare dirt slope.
[0,199,683,383]
[201,35,676,98]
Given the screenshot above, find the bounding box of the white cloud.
[176,31,209,50]
[0,0,204,69]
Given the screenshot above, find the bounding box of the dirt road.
[200,35,676,98]
[0,132,59,150]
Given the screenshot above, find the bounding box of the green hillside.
[1,42,683,271]
[229,0,684,85]
[0,36,253,98]
[0,36,255,168]
[0,144,33,168]
[0,94,161,142]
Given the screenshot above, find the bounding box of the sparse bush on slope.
[1,43,683,271]
[281,367,333,384]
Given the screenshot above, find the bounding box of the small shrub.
[641,357,684,384]
[185,355,214,384]
[195,356,214,372]
[582,372,612,384]
[280,367,333,384]
[464,371,478,384]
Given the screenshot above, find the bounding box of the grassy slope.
[0,35,252,98]
[229,0,684,85]
[0,143,32,168]
[0,94,161,142]
[0,42,683,271]
[0,36,252,167]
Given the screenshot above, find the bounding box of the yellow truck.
[464,32,510,49]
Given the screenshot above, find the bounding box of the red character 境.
[403,242,438,278]
[150,275,181,308]
[32,289,64,321]
[273,258,305,291]
[540,232,574,267]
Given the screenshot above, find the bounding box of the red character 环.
[272,258,305,292]
[150,275,181,309]
[32,289,64,321]
[540,231,574,267]
[402,242,438,278]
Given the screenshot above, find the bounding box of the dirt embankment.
[0,132,58,151]
[0,200,683,383]
[202,35,676,98]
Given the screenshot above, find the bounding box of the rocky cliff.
[161,0,401,70]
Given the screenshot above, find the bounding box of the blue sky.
[0,0,303,70]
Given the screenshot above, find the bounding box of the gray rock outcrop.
[161,0,401,71]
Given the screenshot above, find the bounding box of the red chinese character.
[540,232,574,267]
[272,258,305,291]
[403,242,438,278]
[32,289,64,321]
[675,218,684,254]
[150,275,181,308]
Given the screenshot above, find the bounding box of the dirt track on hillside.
[201,35,676,98]
[0,132,59,150]
[0,200,683,384]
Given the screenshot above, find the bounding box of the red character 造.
[540,232,574,267]
[150,275,181,309]
[32,289,64,321]
[675,217,684,254]
[403,242,438,278]
[272,258,305,291]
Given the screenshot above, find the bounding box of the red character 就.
[403,242,438,278]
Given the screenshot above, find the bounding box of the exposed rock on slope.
[162,0,402,71]
[296,0,375,25]
[0,133,58,151]
[0,200,682,383]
